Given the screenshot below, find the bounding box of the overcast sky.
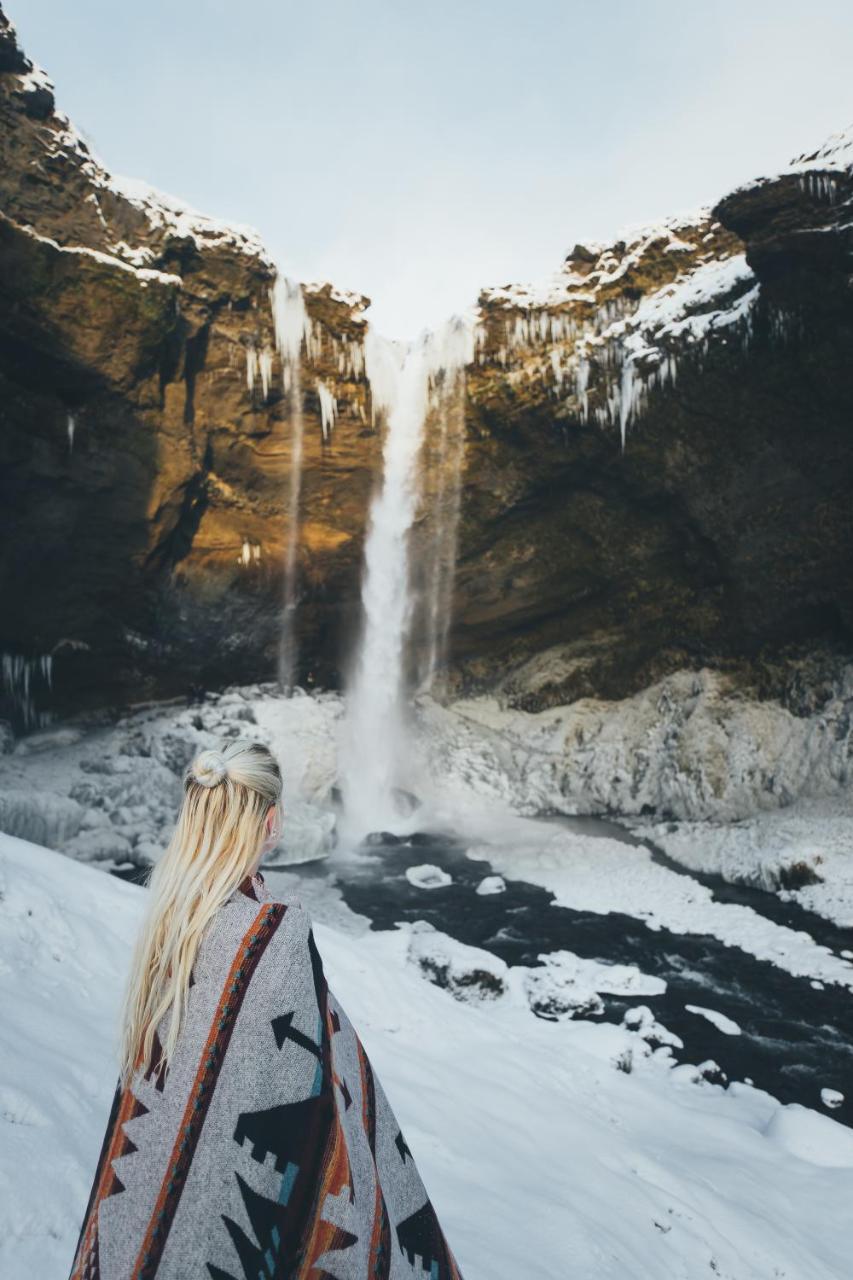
[10,1,853,337]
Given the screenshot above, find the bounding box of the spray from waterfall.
[339,316,474,840]
[271,275,309,692]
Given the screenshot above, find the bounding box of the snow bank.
[632,792,853,929]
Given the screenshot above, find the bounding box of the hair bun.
[190,748,228,788]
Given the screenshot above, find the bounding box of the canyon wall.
[1,7,851,729]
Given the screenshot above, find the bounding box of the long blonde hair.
[118,738,283,1087]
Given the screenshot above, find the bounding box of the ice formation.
[237,539,261,567]
[1,651,53,730]
[315,380,338,441]
[478,220,761,451]
[257,345,274,401]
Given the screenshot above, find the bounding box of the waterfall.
[271,275,309,692]
[339,316,474,840]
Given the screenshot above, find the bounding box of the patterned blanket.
[69,874,466,1279]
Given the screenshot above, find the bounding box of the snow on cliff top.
[109,174,273,264]
[481,208,719,312]
[789,123,853,172]
[722,121,853,202]
[2,10,275,272]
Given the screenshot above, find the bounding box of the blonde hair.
[117,738,283,1087]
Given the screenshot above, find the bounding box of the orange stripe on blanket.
[69,1081,140,1279]
[131,902,286,1279]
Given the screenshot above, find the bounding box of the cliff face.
[1,6,852,728]
[451,143,853,706]
[0,8,375,723]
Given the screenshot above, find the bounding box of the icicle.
[618,355,641,449]
[549,348,564,390]
[67,412,76,454]
[575,353,590,420]
[258,346,274,401]
[246,345,259,394]
[2,650,54,729]
[315,381,338,441]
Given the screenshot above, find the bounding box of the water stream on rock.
[271,276,309,692]
[416,363,468,695]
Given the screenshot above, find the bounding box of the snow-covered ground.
[630,795,853,929]
[3,831,853,1280]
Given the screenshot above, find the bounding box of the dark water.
[278,818,853,1128]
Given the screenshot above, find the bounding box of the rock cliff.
[1,6,852,730]
[455,144,853,707]
[0,7,374,723]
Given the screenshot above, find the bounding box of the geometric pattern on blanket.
[68,873,466,1279]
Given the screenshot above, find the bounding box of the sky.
[10,1,853,338]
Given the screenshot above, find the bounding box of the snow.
[14,63,54,97]
[685,1005,742,1036]
[475,874,506,895]
[405,862,453,888]
[3,828,853,1278]
[303,280,370,311]
[631,792,853,929]
[523,949,665,1019]
[482,212,708,312]
[789,123,853,171]
[763,1104,853,1170]
[724,122,853,204]
[479,214,758,449]
[569,252,759,447]
[110,174,272,265]
[10,220,183,288]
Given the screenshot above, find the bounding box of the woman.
[69,739,465,1279]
